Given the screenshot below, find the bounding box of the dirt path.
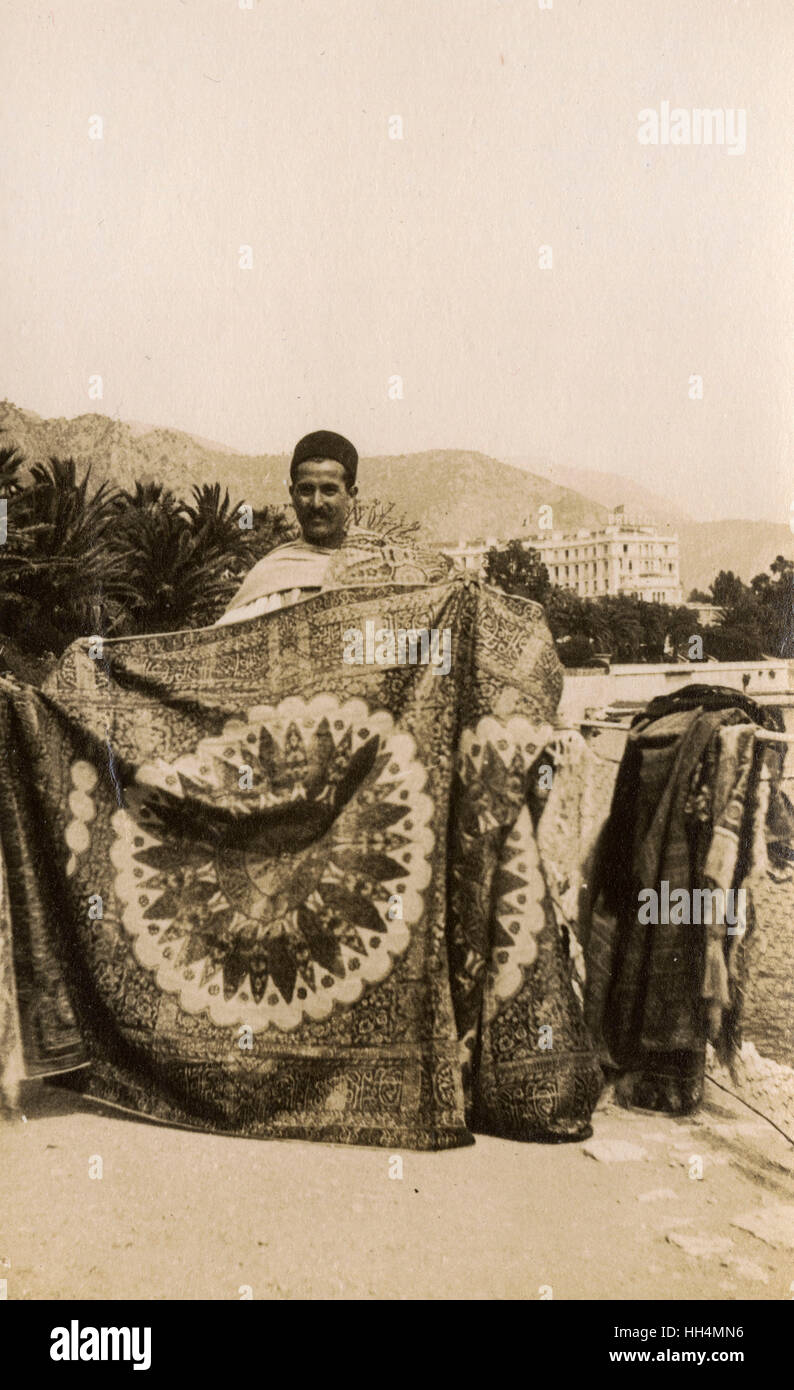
[1,1080,792,1300]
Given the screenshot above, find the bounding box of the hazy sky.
[2,0,792,522]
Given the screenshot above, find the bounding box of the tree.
[705,623,765,662]
[596,596,644,662]
[0,459,304,647]
[0,444,25,495]
[115,480,181,515]
[181,483,255,579]
[704,565,767,659]
[244,505,297,564]
[665,605,706,659]
[749,556,794,658]
[545,586,589,642]
[557,634,594,668]
[107,505,237,634]
[0,457,124,653]
[351,496,421,543]
[484,539,551,605]
[103,481,266,633]
[710,570,748,609]
[635,599,668,661]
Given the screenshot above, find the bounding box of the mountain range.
[505,457,694,527]
[1,400,790,596]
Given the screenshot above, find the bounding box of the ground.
[1,1078,792,1301]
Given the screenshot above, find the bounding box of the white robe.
[214,539,335,627]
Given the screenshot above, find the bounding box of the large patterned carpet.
[0,570,602,1147]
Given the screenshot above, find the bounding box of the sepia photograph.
[0,0,792,1349]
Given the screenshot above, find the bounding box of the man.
[215,429,359,626]
[217,428,452,626]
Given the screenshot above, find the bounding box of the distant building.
[682,600,723,628]
[531,513,682,603]
[442,510,683,605]
[441,537,497,574]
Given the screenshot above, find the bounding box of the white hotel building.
[443,512,683,605]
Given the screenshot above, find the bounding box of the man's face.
[289,458,355,548]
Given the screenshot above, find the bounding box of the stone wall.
[559,659,793,725]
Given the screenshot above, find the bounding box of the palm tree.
[584,604,612,654]
[0,444,25,495]
[599,597,644,662]
[116,479,182,515]
[108,503,242,634]
[181,483,254,570]
[0,456,124,652]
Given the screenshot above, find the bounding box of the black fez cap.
[290,430,358,487]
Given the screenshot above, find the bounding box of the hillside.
[363,450,608,541]
[0,401,287,506]
[1,401,791,592]
[506,452,792,590]
[0,401,608,543]
[677,520,794,596]
[506,457,694,527]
